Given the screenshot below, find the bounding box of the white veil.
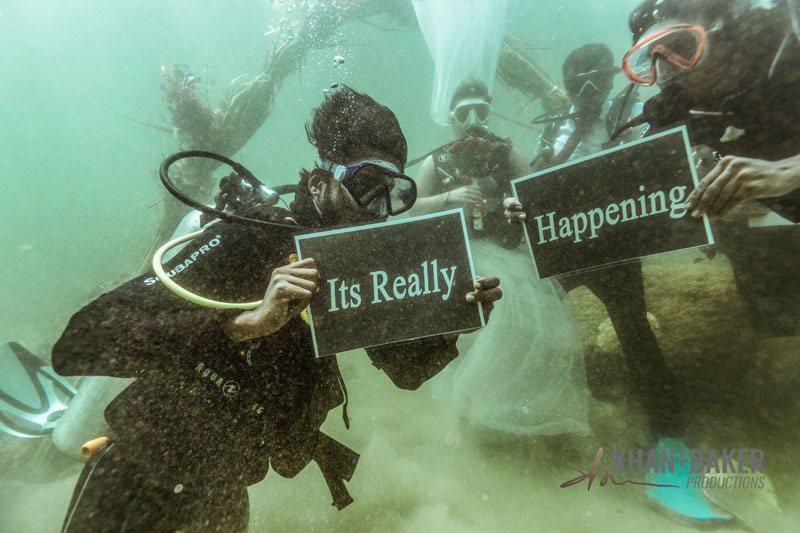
[412,0,508,125]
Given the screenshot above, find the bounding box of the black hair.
[449,80,492,110]
[305,85,407,169]
[292,86,407,223]
[629,0,736,42]
[562,43,615,95]
[628,0,791,88]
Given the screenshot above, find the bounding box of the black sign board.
[511,126,714,279]
[294,210,484,357]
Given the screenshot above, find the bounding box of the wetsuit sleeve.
[52,223,281,378]
[52,279,240,378]
[493,217,525,249]
[365,335,459,390]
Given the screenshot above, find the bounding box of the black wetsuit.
[676,36,800,338]
[535,109,684,440]
[52,206,458,532]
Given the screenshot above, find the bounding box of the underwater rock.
[568,259,755,390]
[568,257,800,450]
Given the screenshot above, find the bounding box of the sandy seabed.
[2,255,798,532]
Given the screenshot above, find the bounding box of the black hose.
[159,151,303,230]
[529,111,582,126]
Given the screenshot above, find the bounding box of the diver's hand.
[226,258,319,343]
[685,154,800,217]
[465,276,502,322]
[446,185,483,206]
[503,196,526,230]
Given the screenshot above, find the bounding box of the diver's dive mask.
[450,98,492,129]
[565,67,619,98]
[623,24,708,86]
[323,159,417,217]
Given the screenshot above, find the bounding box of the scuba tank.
[51,376,133,460]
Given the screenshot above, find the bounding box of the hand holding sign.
[227,257,319,343]
[684,154,800,217]
[510,127,714,279]
[503,196,527,226]
[295,210,486,357]
[466,276,502,319]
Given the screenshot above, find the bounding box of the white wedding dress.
[434,239,590,436]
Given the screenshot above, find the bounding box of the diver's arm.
[365,275,501,390]
[408,156,483,215]
[225,258,318,343]
[685,153,800,217]
[52,279,240,378]
[53,223,283,377]
[408,156,447,215]
[490,146,531,249]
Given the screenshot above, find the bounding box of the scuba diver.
[410,80,530,247]
[532,43,646,166]
[627,0,800,220]
[622,0,800,338]
[604,0,800,521]
[410,80,591,439]
[52,86,502,532]
[506,44,685,444]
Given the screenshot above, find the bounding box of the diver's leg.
[584,262,684,439]
[61,442,146,533]
[62,443,250,533]
[715,221,800,337]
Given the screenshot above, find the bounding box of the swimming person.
[507,43,685,442]
[52,86,503,532]
[411,80,590,438]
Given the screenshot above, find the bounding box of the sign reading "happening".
[511,126,714,279]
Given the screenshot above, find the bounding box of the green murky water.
[1,1,798,531]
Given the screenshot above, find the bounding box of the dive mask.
[623,24,707,86]
[323,159,417,217]
[565,67,619,98]
[450,98,492,128]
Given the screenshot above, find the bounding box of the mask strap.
[311,198,326,222]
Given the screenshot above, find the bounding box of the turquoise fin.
[645,438,731,521]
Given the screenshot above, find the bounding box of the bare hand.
[503,196,527,229]
[465,276,502,321]
[685,155,800,217]
[227,258,319,342]
[447,185,483,205]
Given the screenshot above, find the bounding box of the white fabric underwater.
[433,239,591,436]
[411,0,507,125]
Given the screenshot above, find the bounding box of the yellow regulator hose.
[153,230,262,309]
[152,230,311,325]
